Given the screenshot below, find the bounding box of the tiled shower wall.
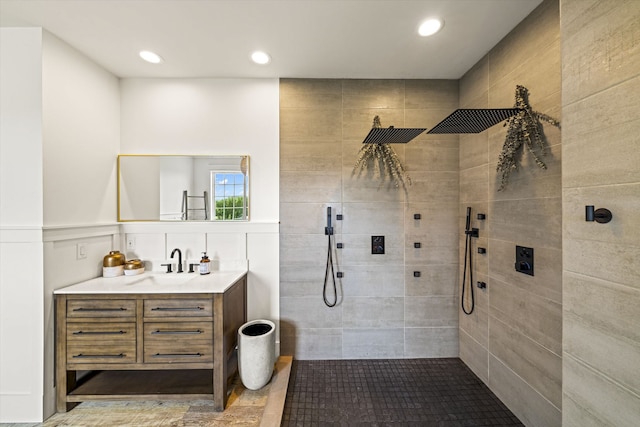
[279,79,460,359]
[561,0,640,425]
[458,1,562,426]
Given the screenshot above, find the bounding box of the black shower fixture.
[361,115,426,144]
[362,126,427,144]
[427,108,523,134]
[585,205,612,223]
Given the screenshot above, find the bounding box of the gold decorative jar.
[123,259,145,276]
[103,250,125,278]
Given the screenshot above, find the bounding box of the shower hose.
[323,232,337,307]
[461,228,475,315]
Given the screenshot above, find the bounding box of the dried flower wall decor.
[352,116,411,190]
[496,85,560,191]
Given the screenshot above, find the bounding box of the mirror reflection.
[118,155,249,221]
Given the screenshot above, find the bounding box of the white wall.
[42,31,120,227]
[0,27,44,422]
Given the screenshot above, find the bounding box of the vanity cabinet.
[55,273,246,412]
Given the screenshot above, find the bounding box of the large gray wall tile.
[561,0,640,104]
[342,79,405,109]
[341,265,405,297]
[405,296,458,328]
[280,296,343,329]
[563,273,640,394]
[405,327,458,358]
[490,317,562,408]
[459,330,488,382]
[490,277,562,355]
[342,328,404,358]
[562,77,640,188]
[489,356,561,427]
[405,80,458,109]
[404,264,457,297]
[489,197,562,249]
[342,297,404,328]
[280,326,342,360]
[280,78,342,109]
[563,184,640,247]
[563,354,640,427]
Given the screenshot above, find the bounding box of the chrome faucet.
[170,248,183,273]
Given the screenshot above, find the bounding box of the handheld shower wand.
[325,207,333,236]
[323,207,337,307]
[461,207,478,315]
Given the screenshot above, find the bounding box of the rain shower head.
[427,108,523,134]
[362,126,426,144]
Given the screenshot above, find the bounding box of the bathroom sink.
[132,273,197,286]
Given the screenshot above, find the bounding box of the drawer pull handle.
[150,306,205,311]
[151,330,203,335]
[73,330,126,335]
[72,353,125,359]
[152,352,203,358]
[73,308,128,312]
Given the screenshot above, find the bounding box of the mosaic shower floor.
[282,358,524,426]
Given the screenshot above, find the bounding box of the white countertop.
[54,270,248,294]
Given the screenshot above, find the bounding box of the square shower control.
[372,236,385,254]
[515,245,534,276]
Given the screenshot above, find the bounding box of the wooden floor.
[4,356,291,427]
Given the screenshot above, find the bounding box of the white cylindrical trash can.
[238,319,276,390]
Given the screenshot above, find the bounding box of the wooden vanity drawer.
[144,321,213,363]
[67,300,136,318]
[144,299,213,318]
[144,344,213,363]
[67,322,136,343]
[67,343,136,364]
[144,322,213,343]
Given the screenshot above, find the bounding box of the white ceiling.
[0,0,542,79]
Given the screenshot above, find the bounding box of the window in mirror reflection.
[212,172,248,220]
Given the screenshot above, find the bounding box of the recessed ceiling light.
[251,51,271,65]
[418,18,444,37]
[139,50,163,64]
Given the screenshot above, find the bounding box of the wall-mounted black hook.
[414,213,421,220]
[477,213,486,220]
[585,205,612,223]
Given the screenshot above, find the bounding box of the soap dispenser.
[199,252,211,275]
